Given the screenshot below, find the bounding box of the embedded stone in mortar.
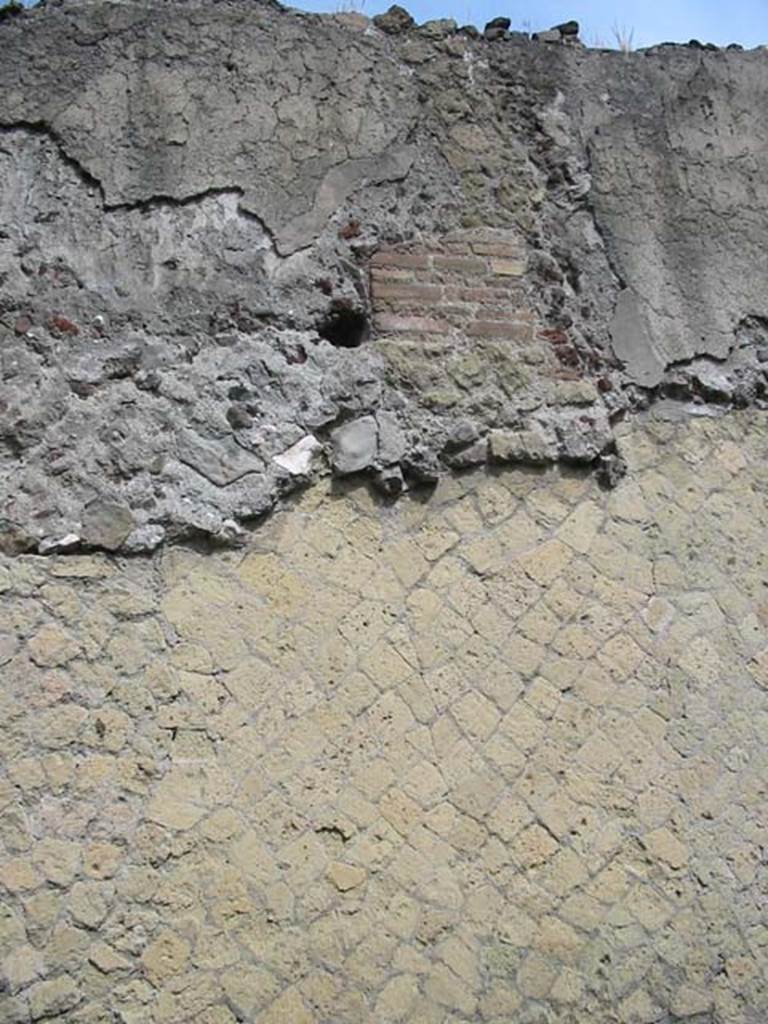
[273,435,323,476]
[81,501,135,551]
[331,417,379,475]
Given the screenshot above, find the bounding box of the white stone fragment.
[38,533,81,554]
[273,435,322,476]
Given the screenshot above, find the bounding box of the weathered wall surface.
[1,1,767,549]
[2,413,768,1022]
[2,4,768,1023]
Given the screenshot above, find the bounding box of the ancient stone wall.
[2,413,768,1022]
[1,2,768,1022]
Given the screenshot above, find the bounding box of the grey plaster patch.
[609,290,664,387]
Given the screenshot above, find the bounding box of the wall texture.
[2,413,768,1022]
[1,2,768,1022]
[1,0,768,549]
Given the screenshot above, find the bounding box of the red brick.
[370,267,414,282]
[47,314,80,337]
[470,241,525,258]
[372,283,443,303]
[441,241,472,255]
[433,255,487,275]
[407,270,445,284]
[371,251,432,270]
[539,327,569,344]
[452,287,515,304]
[376,313,450,334]
[489,257,526,276]
[438,308,475,328]
[466,320,533,341]
[469,304,534,320]
[439,305,474,317]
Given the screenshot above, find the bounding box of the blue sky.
[294,0,768,49]
[14,0,768,48]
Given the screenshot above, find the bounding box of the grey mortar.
[1,0,767,552]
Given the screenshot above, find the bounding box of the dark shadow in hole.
[318,306,369,348]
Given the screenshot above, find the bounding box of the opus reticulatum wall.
[2,413,768,1022]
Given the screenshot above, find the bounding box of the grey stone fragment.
[688,362,737,401]
[331,417,378,475]
[81,501,134,551]
[177,433,263,488]
[402,448,440,485]
[444,439,488,468]
[484,16,509,41]
[488,429,555,465]
[373,5,414,34]
[555,414,612,463]
[552,380,599,406]
[376,412,406,466]
[445,420,479,450]
[533,30,562,43]
[214,519,245,545]
[553,20,579,36]
[226,403,253,430]
[38,533,81,554]
[122,524,166,553]
[373,465,404,497]
[419,18,457,38]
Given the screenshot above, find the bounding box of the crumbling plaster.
[0,0,767,551]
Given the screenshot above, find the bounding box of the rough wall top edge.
[1,0,767,554]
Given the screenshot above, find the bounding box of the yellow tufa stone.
[2,414,768,1021]
[327,861,367,892]
[141,929,191,985]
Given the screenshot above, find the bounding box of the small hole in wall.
[318,304,369,349]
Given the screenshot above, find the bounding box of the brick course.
[370,228,534,348]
